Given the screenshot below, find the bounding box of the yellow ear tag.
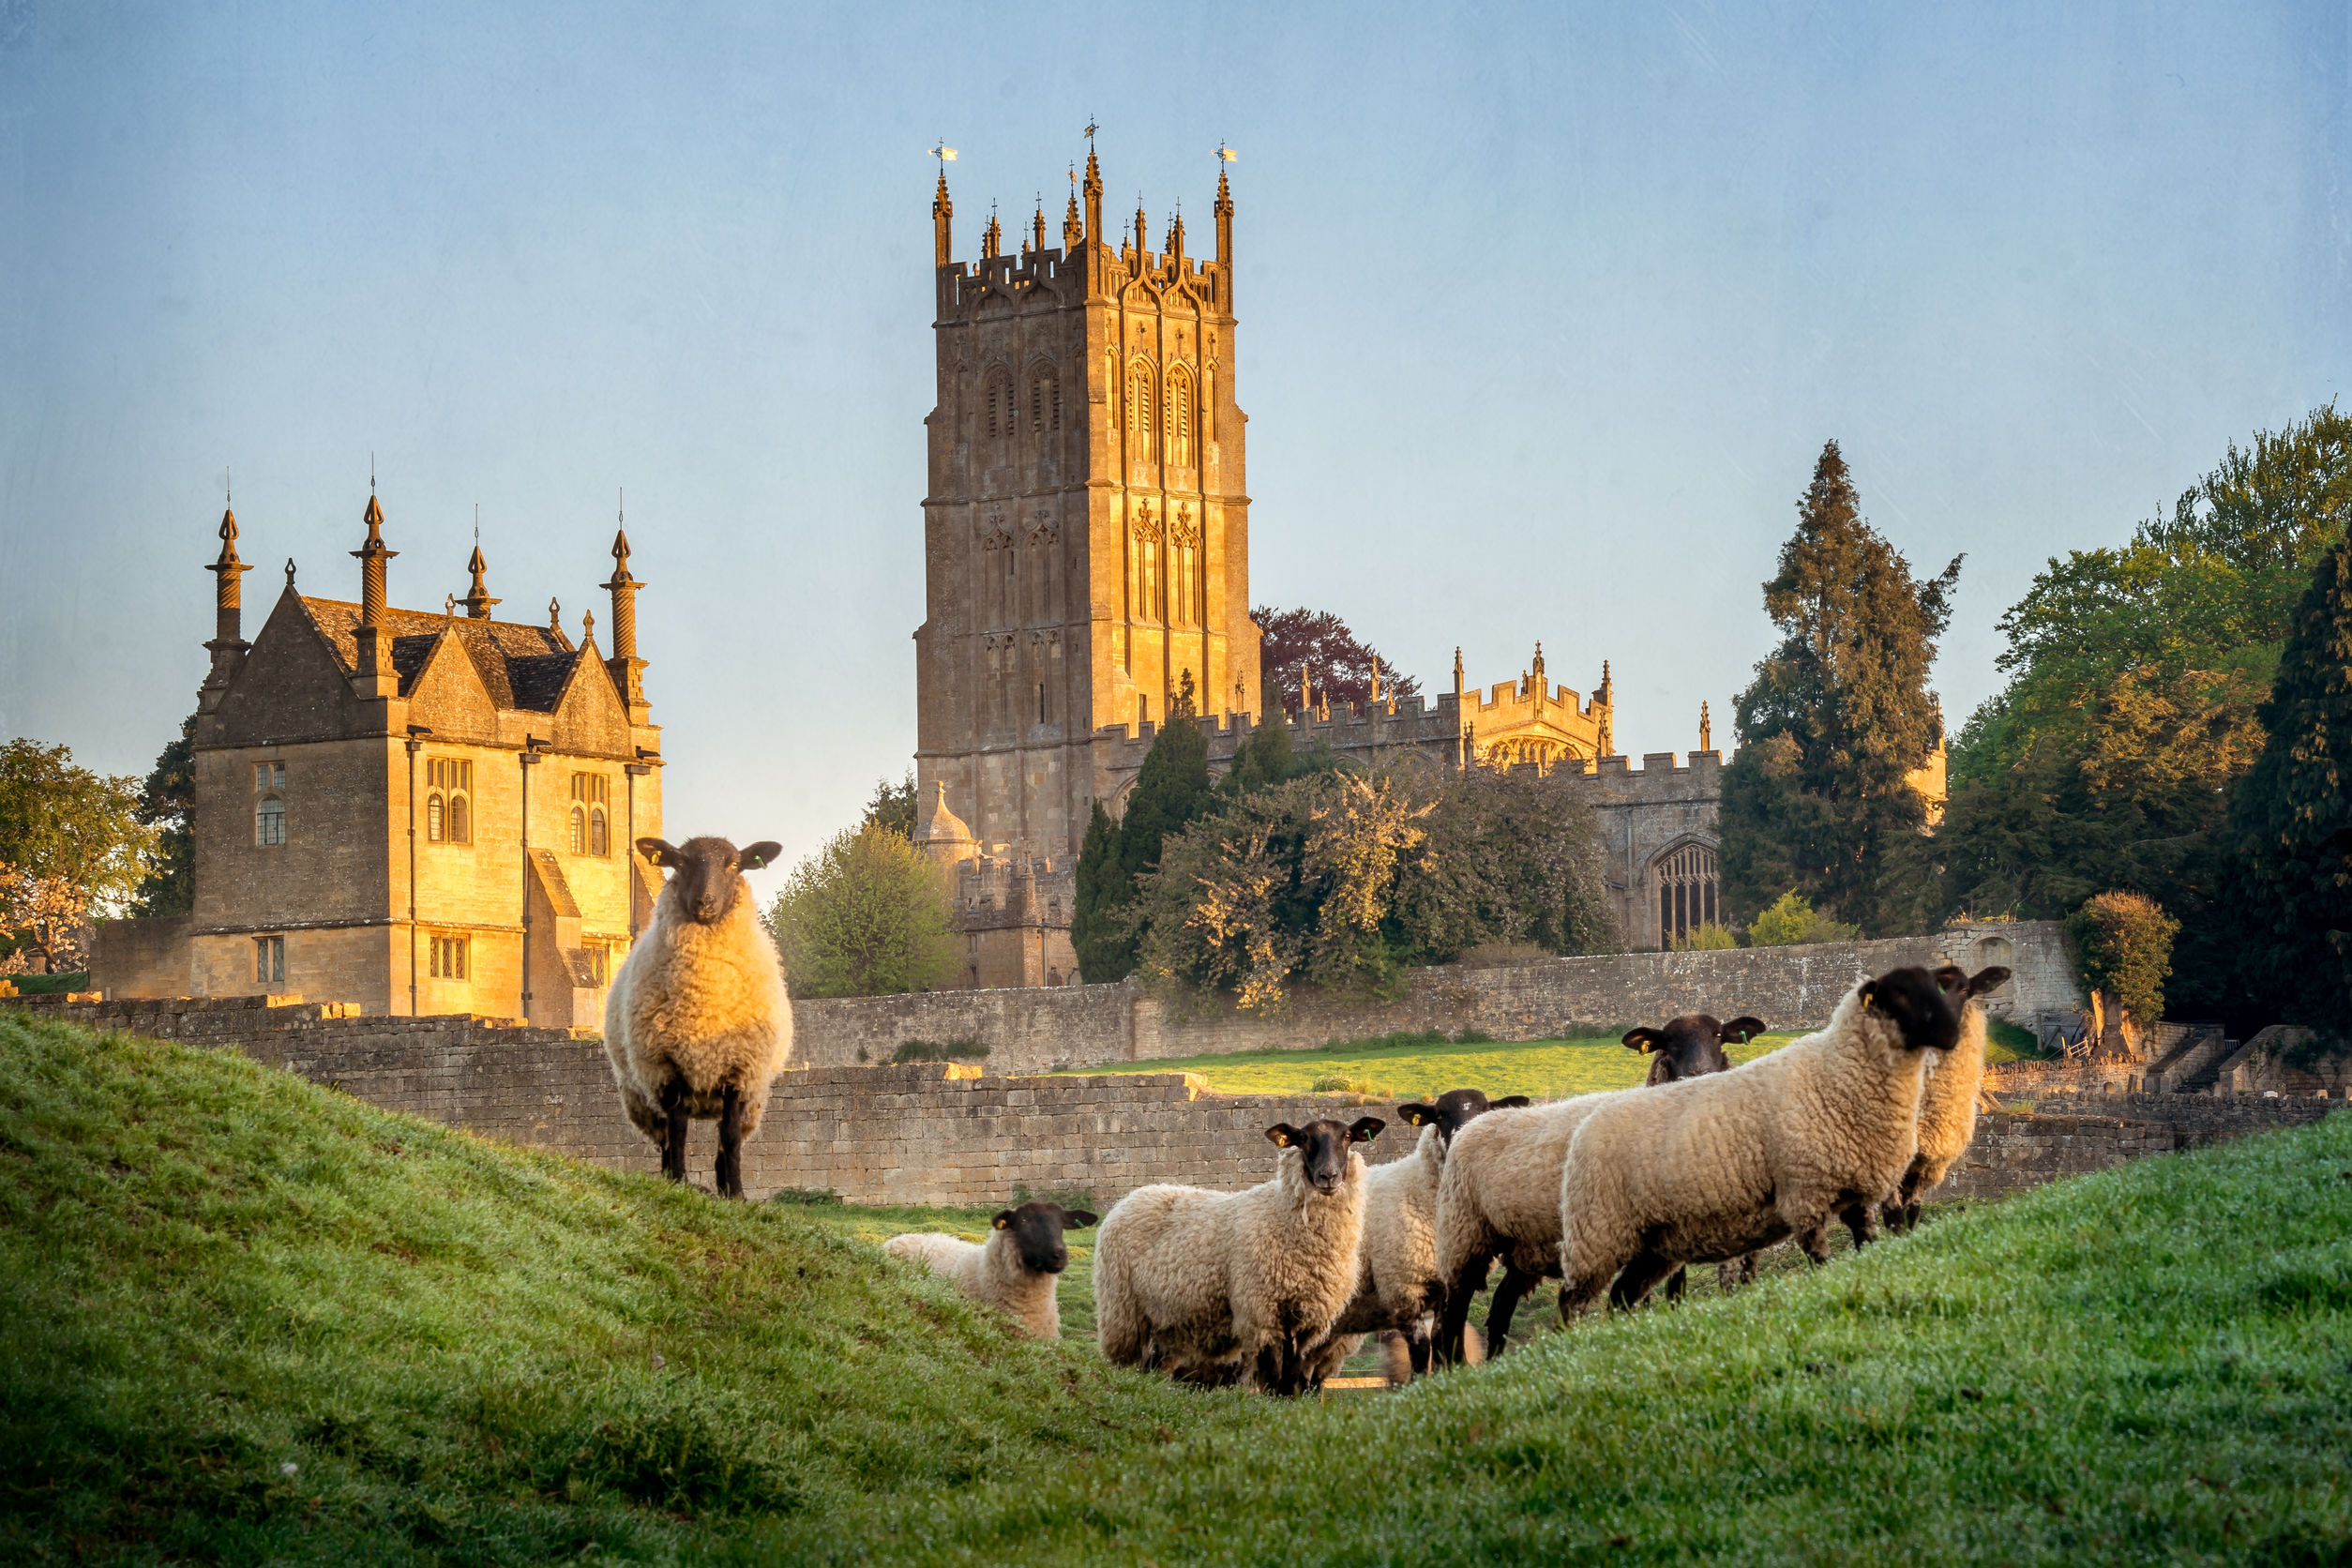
[1273,1131,1289,1146]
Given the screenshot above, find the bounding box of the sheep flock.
[606,841,2012,1395]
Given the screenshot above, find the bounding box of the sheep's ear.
[739,840,783,872]
[1720,1017,1768,1045]
[1348,1116,1386,1143]
[1493,1094,1532,1109]
[1621,1028,1663,1054]
[990,1210,1014,1229]
[637,837,682,867]
[1266,1123,1299,1148]
[1062,1210,1099,1230]
[1968,966,2013,998]
[1932,966,1972,1005]
[1397,1103,1435,1127]
[1857,979,1879,1011]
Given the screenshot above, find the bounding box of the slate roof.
[298,596,590,714]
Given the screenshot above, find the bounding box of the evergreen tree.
[132,715,197,916]
[1719,440,1961,936]
[859,771,919,840]
[2229,531,2352,1023]
[1072,675,1213,982]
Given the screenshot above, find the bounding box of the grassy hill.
[5,1012,2348,1565]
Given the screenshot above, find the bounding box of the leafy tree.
[0,737,151,972]
[1253,605,1421,712]
[1672,923,1739,952]
[1939,405,2352,1019]
[132,715,197,917]
[2228,528,2352,1024]
[860,772,920,840]
[1746,890,1860,947]
[2066,891,2179,1040]
[1072,676,1213,982]
[765,826,957,999]
[1390,761,1616,963]
[1719,441,1960,936]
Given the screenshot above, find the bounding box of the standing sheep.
[603,835,792,1199]
[883,1200,1099,1340]
[1314,1088,1527,1385]
[1623,1015,1769,1301]
[1882,966,2011,1232]
[1093,1116,1385,1395]
[1431,1013,1765,1366]
[1557,965,1982,1317]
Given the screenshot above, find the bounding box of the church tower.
[914,146,1259,864]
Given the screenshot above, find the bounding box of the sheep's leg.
[1716,1252,1757,1293]
[1797,1224,1832,1265]
[658,1078,690,1184]
[1485,1265,1537,1353]
[715,1084,746,1199]
[1663,1265,1689,1304]
[1406,1324,1433,1380]
[1838,1202,1875,1251]
[1610,1251,1680,1312]
[1559,1267,1611,1319]
[1433,1256,1489,1370]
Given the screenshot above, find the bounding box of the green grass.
[2,970,91,995]
[8,1011,2352,1565]
[1052,1025,1802,1101]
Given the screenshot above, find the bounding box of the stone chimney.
[199,499,252,713]
[350,491,399,700]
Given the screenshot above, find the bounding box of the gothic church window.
[984,369,1016,442]
[1655,841,1720,948]
[1165,365,1195,467]
[1127,359,1155,459]
[1030,368,1061,433]
[1204,358,1217,442]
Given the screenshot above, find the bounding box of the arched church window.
[1165,365,1194,467]
[984,369,1016,442]
[591,807,608,858]
[1127,359,1155,459]
[1655,841,1720,949]
[1031,368,1061,433]
[1203,359,1217,443]
[427,792,445,842]
[448,793,469,843]
[570,806,587,855]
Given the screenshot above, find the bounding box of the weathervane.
[930,139,957,163]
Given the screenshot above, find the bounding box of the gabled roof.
[296,596,585,714]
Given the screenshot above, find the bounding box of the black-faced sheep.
[1557,965,1981,1318]
[883,1199,1099,1339]
[1881,966,2011,1233]
[1093,1116,1385,1395]
[1431,1014,1765,1365]
[1313,1088,1526,1384]
[602,835,792,1199]
[1623,1014,1768,1300]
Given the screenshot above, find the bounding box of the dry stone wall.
[795,921,2077,1074]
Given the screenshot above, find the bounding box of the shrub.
[890,1039,988,1065]
[1671,922,1740,951]
[1746,891,1860,947]
[2067,891,2179,1023]
[766,826,957,999]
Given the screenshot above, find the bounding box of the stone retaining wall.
[795,920,2076,1073]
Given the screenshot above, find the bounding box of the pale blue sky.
[2,1,2344,892]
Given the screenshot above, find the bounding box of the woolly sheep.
[883,1200,1099,1339]
[1094,1115,1385,1395]
[602,835,793,1199]
[1317,1088,1525,1384]
[1432,1014,1764,1365]
[1623,1014,1768,1301]
[1881,967,2011,1233]
[1556,965,1982,1316]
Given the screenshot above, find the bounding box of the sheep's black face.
[1622,1014,1769,1085]
[1396,1088,1530,1148]
[1860,966,1963,1053]
[1267,1116,1384,1195]
[638,835,782,926]
[993,1199,1097,1274]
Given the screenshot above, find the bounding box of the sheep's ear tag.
[1858,982,1878,1009]
[1267,1126,1292,1147]
[991,1213,1010,1229]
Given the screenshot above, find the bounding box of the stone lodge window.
[571,772,610,855]
[255,796,285,847]
[426,758,472,844]
[1655,841,1720,948]
[430,934,469,981]
[253,934,284,984]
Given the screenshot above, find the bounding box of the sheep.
[1880,966,2011,1233]
[1621,1014,1769,1302]
[1093,1115,1385,1395]
[883,1199,1099,1339]
[602,835,793,1199]
[1431,1013,1765,1365]
[1556,965,1983,1318]
[1311,1088,1527,1384]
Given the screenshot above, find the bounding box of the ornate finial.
[931,153,955,266]
[1699,700,1712,753]
[1135,193,1148,255]
[1031,196,1046,254]
[1370,656,1381,704]
[582,607,595,644]
[445,593,457,618]
[351,489,396,626]
[1063,172,1084,250]
[285,558,296,585]
[549,596,561,632]
[460,541,501,619]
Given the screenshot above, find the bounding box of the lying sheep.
[1313,1088,1526,1384]
[1094,1116,1385,1395]
[603,835,792,1199]
[1432,1014,1764,1365]
[884,1200,1099,1339]
[1881,966,2011,1233]
[1557,965,1983,1317]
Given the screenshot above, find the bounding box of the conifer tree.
[2229,531,2352,1022]
[1073,673,1213,982]
[131,714,197,916]
[1719,440,1961,936]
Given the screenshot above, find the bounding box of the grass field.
[6,1010,2346,1565]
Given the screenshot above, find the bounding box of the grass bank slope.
[804,1108,2352,1567]
[0,1015,1238,1566]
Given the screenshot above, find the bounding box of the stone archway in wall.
[1649,836,1722,949]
